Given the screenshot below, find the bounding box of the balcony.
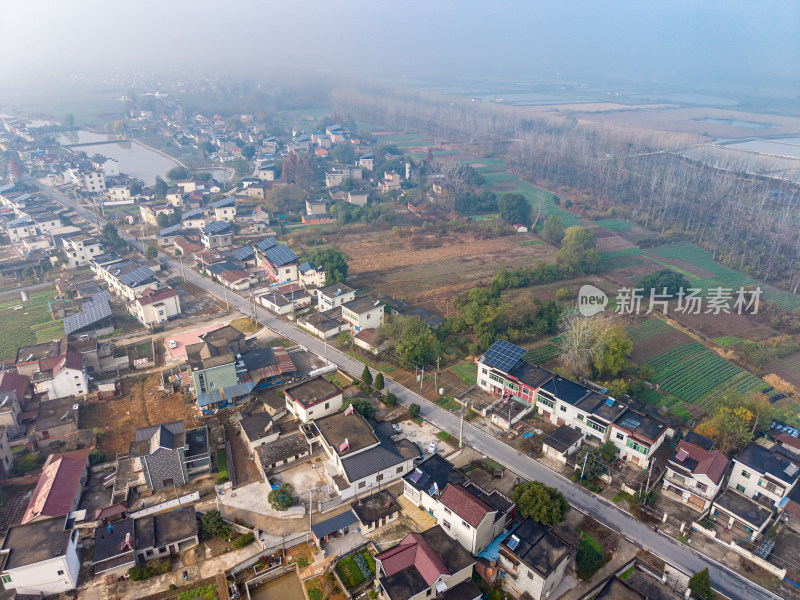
[663,473,714,500]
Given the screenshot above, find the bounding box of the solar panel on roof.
[675,449,689,463]
[410,469,423,484]
[484,339,526,373]
[265,244,298,267]
[507,535,520,551]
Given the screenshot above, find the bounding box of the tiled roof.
[0,372,29,403]
[671,440,729,484]
[39,351,82,375]
[378,531,449,585]
[137,287,178,306]
[439,483,493,527]
[203,220,231,235]
[22,448,89,523]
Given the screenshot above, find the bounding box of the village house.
[129,287,181,327]
[140,203,175,226]
[311,409,416,499]
[297,308,348,339]
[284,376,343,423]
[710,488,773,539]
[238,411,280,454]
[22,448,90,524]
[298,261,326,287]
[0,517,81,595]
[260,289,312,315]
[62,234,103,268]
[542,425,584,464]
[317,283,357,311]
[254,237,300,284]
[347,189,369,206]
[212,196,237,222]
[609,408,669,468]
[91,254,159,301]
[0,427,12,477]
[496,518,572,600]
[379,170,402,192]
[69,168,106,192]
[351,489,401,532]
[375,526,481,600]
[123,422,211,492]
[358,153,374,170]
[342,296,384,332]
[477,340,554,406]
[31,351,88,399]
[256,432,311,473]
[727,440,800,507]
[32,396,79,447]
[662,431,730,512]
[200,220,233,249]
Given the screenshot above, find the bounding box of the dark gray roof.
[93,519,135,565]
[540,376,593,406]
[351,490,400,524]
[501,517,570,576]
[254,237,277,252]
[342,296,382,315]
[684,431,715,451]
[341,441,405,482]
[206,260,241,275]
[403,454,466,493]
[439,579,482,600]
[240,412,275,442]
[256,433,309,466]
[543,425,583,454]
[615,409,668,443]
[158,223,182,237]
[714,489,771,527]
[734,442,800,484]
[233,245,254,261]
[118,265,156,287]
[319,283,356,298]
[185,427,209,458]
[211,196,236,208]
[0,518,72,570]
[311,509,358,539]
[284,376,341,407]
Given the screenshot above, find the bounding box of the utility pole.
[579,452,589,482]
[223,285,229,312]
[419,365,424,395]
[459,412,464,448]
[644,459,656,496]
[309,488,312,531]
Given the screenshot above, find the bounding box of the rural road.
[36,182,781,600]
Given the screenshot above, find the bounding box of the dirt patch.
[629,327,692,363]
[768,352,800,388]
[82,375,200,456]
[224,423,263,487]
[339,231,555,314]
[594,233,636,253]
[667,301,768,339]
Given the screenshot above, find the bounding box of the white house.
[727,441,800,507]
[317,283,356,311]
[31,352,87,398]
[662,432,730,512]
[341,296,384,333]
[129,287,182,327]
[375,526,480,600]
[497,518,572,600]
[0,518,80,595]
[608,409,669,468]
[283,376,343,423]
[62,235,103,268]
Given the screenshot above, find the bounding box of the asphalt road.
[36,182,780,600]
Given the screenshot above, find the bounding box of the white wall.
[2,533,79,594]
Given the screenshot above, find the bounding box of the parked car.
[168,339,178,349]
[428,442,438,454]
[392,424,402,433]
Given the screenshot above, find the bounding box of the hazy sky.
[1,0,797,93]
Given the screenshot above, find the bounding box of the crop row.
[625,319,673,343]
[523,344,561,364]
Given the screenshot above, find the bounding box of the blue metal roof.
[212,196,236,209]
[233,246,254,261]
[182,208,206,220]
[206,261,241,275]
[298,260,312,273]
[158,223,182,236]
[118,266,156,287]
[264,244,298,267]
[254,237,277,252]
[203,220,231,235]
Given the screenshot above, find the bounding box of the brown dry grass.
[82,374,200,456]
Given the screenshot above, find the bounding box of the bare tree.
[557,311,615,378]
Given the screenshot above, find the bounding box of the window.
[444,507,452,515]
[696,482,708,492]
[396,466,404,474]
[586,421,606,435]
[577,415,584,421]
[626,439,648,455]
[57,570,64,576]
[442,520,451,529]
[741,470,751,479]
[736,484,746,493]
[527,571,534,580]
[616,432,624,440]
[377,474,384,482]
[538,397,554,410]
[560,405,567,412]
[325,402,330,410]
[163,478,174,486]
[461,520,470,529]
[358,481,366,489]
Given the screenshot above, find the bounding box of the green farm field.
[0,289,63,361]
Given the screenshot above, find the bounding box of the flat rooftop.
[284,376,341,408]
[314,410,378,456]
[1,518,72,570]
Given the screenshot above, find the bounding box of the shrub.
[438,432,451,441]
[307,588,322,600]
[177,584,218,600]
[200,509,232,539]
[384,392,397,406]
[374,372,384,390]
[232,532,255,548]
[361,365,373,387]
[128,564,153,581]
[89,449,110,465]
[408,403,420,419]
[576,537,604,579]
